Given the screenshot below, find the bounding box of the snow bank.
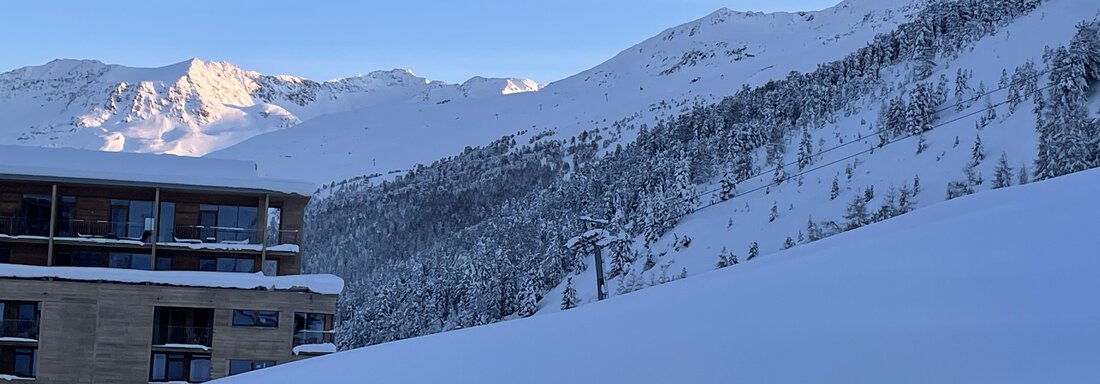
[0,264,342,295]
[212,169,1100,383]
[291,343,337,355]
[0,145,314,196]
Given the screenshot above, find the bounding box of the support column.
[259,194,270,273]
[46,184,58,266]
[151,188,160,260]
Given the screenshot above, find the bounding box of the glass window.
[166,354,185,381]
[235,259,254,273]
[132,254,152,270]
[72,250,101,267]
[199,259,216,272]
[216,258,236,272]
[108,253,131,268]
[156,256,172,271]
[294,312,332,345]
[262,260,278,277]
[14,348,36,377]
[128,201,154,240]
[0,246,9,264]
[233,310,279,327]
[158,202,176,243]
[189,356,211,382]
[151,353,167,381]
[229,360,276,376]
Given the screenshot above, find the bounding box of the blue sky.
[2,0,840,83]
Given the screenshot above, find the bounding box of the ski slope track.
[212,167,1100,384]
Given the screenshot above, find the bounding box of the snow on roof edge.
[0,145,316,196]
[0,264,343,295]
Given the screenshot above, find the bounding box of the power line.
[660,69,1049,207]
[660,78,1055,224]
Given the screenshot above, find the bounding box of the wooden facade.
[0,278,337,384]
[0,172,337,383]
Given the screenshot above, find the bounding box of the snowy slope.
[0,58,538,156]
[541,0,1100,314]
[212,167,1100,384]
[211,0,926,185]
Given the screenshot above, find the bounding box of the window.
[216,258,255,273]
[262,259,279,277]
[228,360,276,376]
[111,199,154,240]
[156,256,172,271]
[199,204,258,243]
[0,246,9,264]
[57,249,102,267]
[202,258,255,273]
[20,195,51,236]
[158,202,176,243]
[293,312,333,346]
[232,310,279,327]
[0,347,37,378]
[150,353,210,383]
[108,252,152,270]
[54,196,76,237]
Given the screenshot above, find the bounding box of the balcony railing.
[0,318,39,340]
[55,219,152,241]
[0,216,51,237]
[171,225,257,245]
[153,326,213,347]
[265,229,302,247]
[293,330,334,346]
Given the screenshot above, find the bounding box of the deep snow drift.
[212,168,1100,383]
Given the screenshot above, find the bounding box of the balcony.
[0,216,51,238]
[0,319,39,342]
[55,219,152,241]
[153,326,213,349]
[292,330,334,347]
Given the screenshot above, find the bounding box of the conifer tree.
[769,201,779,222]
[747,242,759,261]
[844,193,869,230]
[830,176,841,200]
[806,216,822,242]
[913,174,922,195]
[992,153,1014,189]
[1018,162,1030,185]
[783,236,796,250]
[797,128,814,170]
[971,135,986,166]
[560,277,580,310]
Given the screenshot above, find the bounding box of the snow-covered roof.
[0,263,343,295]
[0,145,315,196]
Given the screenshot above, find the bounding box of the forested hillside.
[301,0,1100,349]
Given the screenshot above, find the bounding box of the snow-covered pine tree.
[863,185,875,203]
[955,68,972,112]
[898,185,915,214]
[844,192,869,230]
[830,176,841,200]
[913,174,922,195]
[1018,161,1030,185]
[747,242,759,261]
[769,201,779,222]
[797,128,814,170]
[783,236,796,249]
[560,277,579,310]
[992,152,1014,189]
[806,216,822,242]
[715,247,732,269]
[971,135,986,166]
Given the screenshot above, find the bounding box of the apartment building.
[0,146,343,383]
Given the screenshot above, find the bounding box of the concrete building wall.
[0,278,338,384]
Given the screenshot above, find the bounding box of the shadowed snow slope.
[212,168,1100,384]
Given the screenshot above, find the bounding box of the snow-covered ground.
[541,0,1100,315]
[212,168,1100,384]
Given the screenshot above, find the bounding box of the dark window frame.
[231,310,279,328]
[228,359,276,376]
[150,352,210,383]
